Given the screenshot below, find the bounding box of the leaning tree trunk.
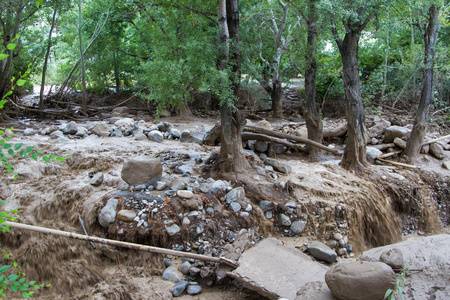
[216,0,250,174]
[337,30,368,172]
[40,8,58,112]
[403,6,439,162]
[304,0,322,159]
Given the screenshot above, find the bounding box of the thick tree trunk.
[337,31,368,172]
[78,0,87,115]
[403,6,439,162]
[304,0,322,159]
[216,0,250,175]
[271,80,283,118]
[114,50,121,95]
[40,8,57,111]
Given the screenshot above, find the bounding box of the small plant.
[384,264,409,300]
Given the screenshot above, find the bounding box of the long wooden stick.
[377,158,416,169]
[421,134,450,146]
[244,126,341,155]
[5,222,238,268]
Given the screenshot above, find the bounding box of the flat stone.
[384,126,411,143]
[155,181,167,190]
[117,209,137,222]
[325,261,395,300]
[264,158,291,174]
[133,129,147,140]
[380,248,403,270]
[162,266,180,283]
[121,157,162,186]
[180,130,202,144]
[98,197,119,228]
[177,190,193,199]
[228,237,329,300]
[393,137,407,149]
[291,221,307,234]
[443,161,450,170]
[90,172,104,186]
[307,241,337,263]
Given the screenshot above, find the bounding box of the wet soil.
[0,111,449,299]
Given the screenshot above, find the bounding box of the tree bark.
[216,0,250,175]
[270,80,283,118]
[39,8,58,112]
[78,0,87,115]
[304,0,322,159]
[114,50,121,95]
[334,28,369,172]
[403,6,439,162]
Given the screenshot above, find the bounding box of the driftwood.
[5,221,238,268]
[422,134,450,146]
[377,158,416,169]
[371,143,395,151]
[242,132,306,153]
[377,151,402,159]
[244,126,341,155]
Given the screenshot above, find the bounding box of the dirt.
[0,111,449,299]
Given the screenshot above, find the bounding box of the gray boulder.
[384,126,411,143]
[430,142,445,160]
[111,106,129,116]
[264,158,292,174]
[291,221,307,234]
[98,197,119,228]
[60,121,78,134]
[114,118,135,129]
[259,200,275,211]
[50,130,64,139]
[90,172,104,186]
[255,141,269,153]
[75,126,89,137]
[325,261,395,300]
[23,128,38,136]
[180,130,203,144]
[133,129,147,141]
[157,122,173,132]
[147,130,163,143]
[170,128,181,139]
[307,241,337,263]
[367,119,391,138]
[172,280,189,297]
[366,147,382,163]
[121,157,162,186]
[89,122,110,137]
[393,137,407,149]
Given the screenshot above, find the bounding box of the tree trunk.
[403,6,439,162]
[271,80,283,118]
[78,0,87,115]
[216,0,250,175]
[40,8,58,112]
[304,0,322,159]
[336,30,368,172]
[114,50,121,95]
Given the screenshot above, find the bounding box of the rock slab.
[307,241,337,263]
[325,261,395,300]
[121,157,162,186]
[228,237,329,300]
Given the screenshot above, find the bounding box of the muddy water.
[0,117,446,299]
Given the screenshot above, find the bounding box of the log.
[5,221,238,268]
[244,126,341,155]
[242,132,306,153]
[377,158,416,169]
[421,134,450,146]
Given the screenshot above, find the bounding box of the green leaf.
[49,154,57,159]
[8,274,19,282]
[0,54,8,60]
[18,278,26,284]
[37,151,42,156]
[16,79,27,87]
[19,150,27,158]
[18,284,29,291]
[14,143,22,150]
[7,149,14,157]
[42,156,50,163]
[22,291,30,299]
[0,265,11,273]
[2,144,11,149]
[25,146,34,152]
[10,282,18,293]
[29,281,36,285]
[6,43,16,51]
[384,289,392,298]
[6,169,12,174]
[6,163,13,168]
[30,154,37,161]
[56,157,65,162]
[33,285,40,289]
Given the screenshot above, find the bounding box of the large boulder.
[367,119,391,138]
[121,157,162,186]
[383,126,411,143]
[429,142,445,160]
[180,130,203,144]
[325,261,395,300]
[60,121,78,134]
[360,234,450,300]
[114,118,135,129]
[89,122,110,137]
[98,197,119,227]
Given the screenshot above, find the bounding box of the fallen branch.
[377,158,416,169]
[421,134,450,146]
[79,216,95,249]
[242,132,306,153]
[377,151,402,159]
[5,221,238,268]
[371,143,395,151]
[244,125,341,155]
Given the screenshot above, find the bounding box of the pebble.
[259,200,275,211]
[117,210,137,222]
[182,217,191,226]
[290,221,307,234]
[155,181,167,190]
[229,202,241,213]
[240,212,249,217]
[333,233,343,241]
[279,214,292,226]
[165,223,181,236]
[171,280,189,297]
[180,261,191,275]
[177,190,194,199]
[186,283,202,295]
[162,267,180,283]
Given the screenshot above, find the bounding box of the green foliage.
[384,264,409,300]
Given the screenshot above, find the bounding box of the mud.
[0,114,449,299]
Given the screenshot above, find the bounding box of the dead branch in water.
[5,221,238,268]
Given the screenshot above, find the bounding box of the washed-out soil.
[0,93,449,299]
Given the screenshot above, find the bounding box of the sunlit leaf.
[6,43,16,51]
[14,143,22,150]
